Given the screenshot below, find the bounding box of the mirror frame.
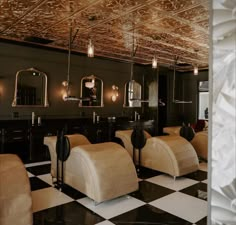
[123,80,142,108]
[12,67,49,107]
[79,75,104,107]
[198,80,209,120]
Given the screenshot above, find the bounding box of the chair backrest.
[131,127,147,149]
[56,131,71,161]
[179,123,195,141]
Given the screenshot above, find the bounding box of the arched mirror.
[123,80,142,107]
[12,68,49,107]
[79,75,104,107]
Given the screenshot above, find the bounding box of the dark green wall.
[0,41,146,120]
[0,41,208,126]
[177,70,209,125]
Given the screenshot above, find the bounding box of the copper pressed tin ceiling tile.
[0,0,210,71]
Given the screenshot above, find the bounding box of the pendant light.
[62,23,80,101]
[193,65,199,75]
[123,25,142,107]
[87,39,94,57]
[193,49,199,75]
[152,55,158,69]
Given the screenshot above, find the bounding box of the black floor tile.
[137,166,163,179]
[56,183,86,200]
[183,170,207,181]
[196,216,207,225]
[27,164,51,176]
[33,201,105,225]
[130,181,175,203]
[180,183,207,201]
[30,177,51,191]
[110,204,192,225]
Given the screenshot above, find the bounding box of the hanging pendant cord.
[172,56,177,102]
[130,25,138,81]
[66,26,72,95]
[66,25,79,95]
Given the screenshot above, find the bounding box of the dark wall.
[0,41,209,126]
[146,66,209,127]
[177,70,209,125]
[0,41,146,120]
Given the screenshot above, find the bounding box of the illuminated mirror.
[123,80,141,107]
[148,81,158,107]
[198,81,209,120]
[79,75,104,107]
[12,68,49,107]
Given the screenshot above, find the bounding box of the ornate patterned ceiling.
[0,0,209,71]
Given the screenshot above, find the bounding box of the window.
[198,81,209,120]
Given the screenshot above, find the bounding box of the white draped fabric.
[211,0,236,224]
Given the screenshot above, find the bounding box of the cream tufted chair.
[191,131,208,161]
[44,134,138,203]
[163,126,182,136]
[44,134,91,179]
[115,130,199,177]
[0,154,33,225]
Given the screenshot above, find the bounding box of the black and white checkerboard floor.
[26,161,208,225]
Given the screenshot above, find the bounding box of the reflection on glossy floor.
[26,161,208,225]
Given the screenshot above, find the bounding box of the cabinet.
[0,121,30,161]
[0,118,155,163]
[29,127,50,162]
[66,119,110,143]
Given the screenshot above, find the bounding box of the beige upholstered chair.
[115,130,199,177]
[0,154,33,225]
[191,131,208,161]
[163,126,181,136]
[44,134,138,203]
[44,134,91,179]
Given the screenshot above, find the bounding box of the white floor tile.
[77,195,145,219]
[202,179,208,184]
[25,161,51,168]
[27,172,34,177]
[95,220,116,225]
[146,174,199,191]
[199,162,208,172]
[37,174,53,186]
[32,187,73,212]
[149,192,207,223]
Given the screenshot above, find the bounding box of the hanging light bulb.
[87,39,94,57]
[194,49,199,75]
[194,65,199,75]
[152,55,158,69]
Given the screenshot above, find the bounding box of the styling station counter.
[0,118,155,163]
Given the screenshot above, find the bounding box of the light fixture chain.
[66,24,79,95]
[66,26,72,95]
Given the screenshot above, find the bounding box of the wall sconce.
[87,39,94,58]
[194,65,199,75]
[111,85,119,102]
[152,55,158,69]
[62,80,69,100]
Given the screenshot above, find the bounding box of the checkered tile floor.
[26,161,208,225]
